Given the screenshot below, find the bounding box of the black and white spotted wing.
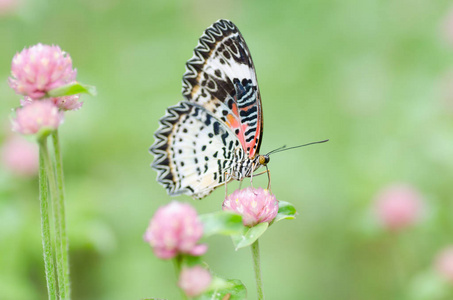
[150,20,264,199]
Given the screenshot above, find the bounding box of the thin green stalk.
[251,240,264,300]
[173,256,188,300]
[39,138,66,300]
[388,232,405,297]
[39,143,58,300]
[52,130,70,299]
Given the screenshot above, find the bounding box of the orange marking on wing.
[231,103,239,116]
[225,111,247,150]
[226,114,238,128]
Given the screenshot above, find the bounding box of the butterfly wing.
[150,101,244,199]
[182,19,263,158]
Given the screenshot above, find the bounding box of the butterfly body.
[151,19,265,199]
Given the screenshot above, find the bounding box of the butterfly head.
[258,154,270,166]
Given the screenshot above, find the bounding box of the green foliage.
[200,279,247,300]
[199,211,244,237]
[270,201,297,225]
[231,223,268,250]
[46,82,97,98]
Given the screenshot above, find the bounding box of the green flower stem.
[39,138,66,300]
[251,240,264,300]
[173,256,188,300]
[52,130,70,299]
[39,144,58,300]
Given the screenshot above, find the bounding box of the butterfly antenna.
[266,139,329,156]
[266,145,287,155]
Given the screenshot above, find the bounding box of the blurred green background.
[1,0,453,299]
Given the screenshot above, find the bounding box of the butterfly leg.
[266,165,272,193]
[250,167,272,193]
[250,162,256,188]
[224,171,230,197]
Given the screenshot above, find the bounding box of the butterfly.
[150,19,270,199]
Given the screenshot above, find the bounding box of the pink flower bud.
[178,266,212,297]
[1,136,38,177]
[9,43,77,99]
[21,95,83,111]
[223,187,279,227]
[374,184,424,231]
[12,100,63,135]
[435,246,453,283]
[144,201,207,259]
[53,95,83,111]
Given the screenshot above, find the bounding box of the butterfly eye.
[258,155,269,165]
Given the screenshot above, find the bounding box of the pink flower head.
[9,43,77,99]
[12,100,63,135]
[435,246,453,283]
[1,136,38,177]
[223,187,279,227]
[21,95,83,111]
[144,201,207,259]
[374,184,424,231]
[178,266,212,297]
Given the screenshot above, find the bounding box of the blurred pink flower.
[223,187,279,227]
[21,95,83,111]
[442,6,453,45]
[1,136,38,177]
[178,266,212,297]
[9,43,77,99]
[144,201,207,259]
[12,100,63,135]
[435,246,453,283]
[0,0,19,15]
[374,184,424,231]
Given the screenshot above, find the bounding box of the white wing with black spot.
[150,101,244,199]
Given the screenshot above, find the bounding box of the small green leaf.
[199,211,245,237]
[46,82,97,97]
[199,279,247,300]
[231,222,268,250]
[271,201,297,225]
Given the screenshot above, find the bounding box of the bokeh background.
[1,0,453,299]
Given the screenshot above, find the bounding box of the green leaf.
[270,201,297,225]
[46,82,97,97]
[231,222,268,250]
[199,279,247,300]
[199,211,245,237]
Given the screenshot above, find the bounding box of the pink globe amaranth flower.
[21,95,83,111]
[374,184,424,231]
[1,136,38,177]
[9,43,77,99]
[435,246,453,283]
[144,201,207,259]
[12,100,63,135]
[223,187,279,227]
[178,266,212,297]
